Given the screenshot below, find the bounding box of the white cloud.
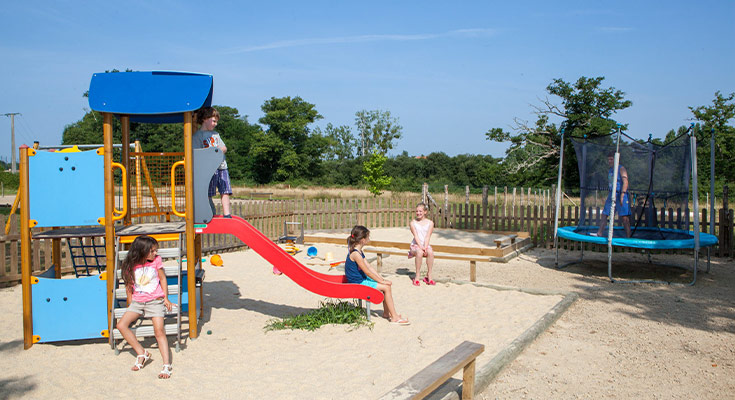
[221,28,497,54]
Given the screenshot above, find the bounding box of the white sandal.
[132,351,151,371]
[159,364,172,379]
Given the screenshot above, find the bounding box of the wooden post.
[444,185,449,228]
[102,113,118,347]
[376,253,383,272]
[52,238,61,279]
[422,182,428,205]
[20,145,33,349]
[183,111,199,339]
[482,186,488,230]
[121,116,132,226]
[465,186,470,209]
[470,260,476,282]
[462,357,477,400]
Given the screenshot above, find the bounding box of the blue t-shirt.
[344,249,367,283]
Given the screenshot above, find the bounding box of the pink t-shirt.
[131,256,165,303]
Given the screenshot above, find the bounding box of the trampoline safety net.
[571,132,691,241]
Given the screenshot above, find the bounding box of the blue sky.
[1,1,733,165]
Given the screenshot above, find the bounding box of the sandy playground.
[1,227,734,399]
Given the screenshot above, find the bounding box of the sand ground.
[1,227,734,399]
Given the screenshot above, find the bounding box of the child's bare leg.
[221,194,231,216]
[597,216,609,236]
[425,248,435,281]
[152,317,170,364]
[414,248,424,282]
[152,316,171,378]
[376,283,404,322]
[116,312,145,370]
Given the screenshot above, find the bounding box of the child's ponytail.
[347,225,370,251]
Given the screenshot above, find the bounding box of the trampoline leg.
[607,245,614,283]
[706,248,711,273]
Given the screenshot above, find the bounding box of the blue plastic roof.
[88,71,213,123]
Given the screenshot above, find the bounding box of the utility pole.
[3,113,20,173]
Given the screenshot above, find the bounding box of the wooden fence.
[2,193,732,286]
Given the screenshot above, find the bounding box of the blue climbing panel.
[29,149,104,227]
[32,275,108,343]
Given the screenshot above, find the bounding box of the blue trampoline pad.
[557,226,719,250]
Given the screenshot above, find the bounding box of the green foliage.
[0,171,19,189]
[252,96,325,183]
[264,300,373,332]
[666,92,735,197]
[315,123,357,160]
[363,152,392,196]
[355,110,403,156]
[487,76,632,188]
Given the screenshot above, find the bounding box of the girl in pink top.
[116,235,173,379]
[408,203,435,286]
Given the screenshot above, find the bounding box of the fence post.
[482,186,488,230]
[465,186,470,209]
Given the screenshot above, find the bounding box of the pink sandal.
[412,279,421,286]
[423,277,436,285]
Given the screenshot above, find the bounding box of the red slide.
[199,216,384,304]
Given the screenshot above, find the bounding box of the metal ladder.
[111,234,184,353]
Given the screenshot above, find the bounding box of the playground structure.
[19,70,383,351]
[553,124,719,285]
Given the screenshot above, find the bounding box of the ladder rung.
[113,307,181,319]
[112,323,179,339]
[115,265,182,280]
[115,285,180,299]
[118,247,181,260]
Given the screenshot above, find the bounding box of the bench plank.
[381,341,484,400]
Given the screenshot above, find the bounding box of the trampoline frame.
[553,124,717,285]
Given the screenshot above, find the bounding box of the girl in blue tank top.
[346,226,409,325]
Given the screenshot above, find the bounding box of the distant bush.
[0,171,19,189]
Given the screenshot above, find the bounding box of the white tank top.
[411,220,431,246]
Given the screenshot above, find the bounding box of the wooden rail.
[380,341,485,400]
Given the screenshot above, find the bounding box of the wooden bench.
[249,192,273,200]
[494,234,518,248]
[363,247,489,282]
[381,341,485,400]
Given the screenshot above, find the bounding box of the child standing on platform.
[193,106,232,218]
[408,202,435,286]
[116,235,174,379]
[345,226,409,325]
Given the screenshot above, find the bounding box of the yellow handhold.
[29,220,38,228]
[31,276,39,284]
[101,330,109,338]
[99,272,107,280]
[28,148,37,156]
[96,148,104,155]
[98,217,105,226]
[32,335,41,343]
[58,146,80,153]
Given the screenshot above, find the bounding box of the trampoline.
[553,124,718,285]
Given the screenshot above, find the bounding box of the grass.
[264,299,373,332]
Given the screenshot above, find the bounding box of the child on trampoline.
[596,151,632,238]
[193,106,232,218]
[408,202,435,285]
[116,235,174,379]
[345,225,410,325]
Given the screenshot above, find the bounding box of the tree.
[689,91,735,192]
[254,96,324,182]
[363,151,392,196]
[487,76,632,187]
[354,110,403,156]
[314,123,356,160]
